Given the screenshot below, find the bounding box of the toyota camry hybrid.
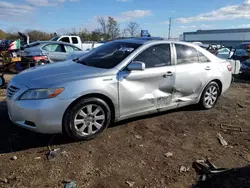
[6,39,232,140]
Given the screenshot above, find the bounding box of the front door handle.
[163,71,173,77]
[205,66,211,70]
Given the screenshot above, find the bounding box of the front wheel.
[63,97,111,141]
[199,81,220,109]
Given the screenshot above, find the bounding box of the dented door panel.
[174,63,203,101]
[118,66,175,118]
[173,63,214,101]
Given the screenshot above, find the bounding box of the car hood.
[11,60,107,88]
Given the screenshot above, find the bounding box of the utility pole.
[168,17,172,40]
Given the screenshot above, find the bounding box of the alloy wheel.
[204,85,218,108]
[73,104,105,136]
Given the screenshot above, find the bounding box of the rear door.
[173,43,213,102]
[118,43,176,118]
[42,44,67,62]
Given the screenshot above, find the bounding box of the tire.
[63,97,111,141]
[0,75,5,88]
[199,81,220,110]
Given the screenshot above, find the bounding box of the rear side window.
[198,51,210,63]
[60,37,70,43]
[134,44,171,68]
[64,45,74,53]
[42,44,64,52]
[175,44,198,64]
[72,37,78,44]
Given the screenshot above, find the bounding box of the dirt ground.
[0,74,250,188]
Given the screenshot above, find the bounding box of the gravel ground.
[0,75,250,188]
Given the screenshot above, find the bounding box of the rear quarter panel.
[213,60,232,94]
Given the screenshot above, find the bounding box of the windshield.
[50,36,59,41]
[77,41,142,69]
[217,48,229,53]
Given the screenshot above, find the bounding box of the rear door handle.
[205,66,211,70]
[163,71,173,77]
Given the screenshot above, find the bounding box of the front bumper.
[6,83,74,134]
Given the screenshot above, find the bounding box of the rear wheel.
[63,97,111,141]
[199,81,220,109]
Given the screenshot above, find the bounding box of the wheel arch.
[62,93,116,133]
[211,79,223,96]
[198,78,223,102]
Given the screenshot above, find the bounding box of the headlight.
[19,88,64,100]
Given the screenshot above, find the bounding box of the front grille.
[7,85,20,100]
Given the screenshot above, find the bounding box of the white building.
[180,28,250,47]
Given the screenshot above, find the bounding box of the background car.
[7,39,232,141]
[231,42,250,62]
[20,41,82,64]
[240,59,250,77]
[216,47,234,59]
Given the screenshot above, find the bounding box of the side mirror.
[127,61,145,71]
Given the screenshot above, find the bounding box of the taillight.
[32,56,47,61]
[227,64,232,72]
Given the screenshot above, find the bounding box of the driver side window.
[134,44,171,68]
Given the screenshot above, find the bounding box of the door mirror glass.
[127,61,145,71]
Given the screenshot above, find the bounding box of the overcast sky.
[1,0,250,37]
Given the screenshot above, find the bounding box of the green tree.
[0,29,6,39]
[5,32,19,40]
[91,31,102,41]
[25,30,52,41]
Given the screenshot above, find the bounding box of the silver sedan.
[21,41,82,63]
[6,39,232,140]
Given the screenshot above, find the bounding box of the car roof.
[114,37,165,44]
[113,38,202,47]
[37,41,78,46]
[24,41,82,50]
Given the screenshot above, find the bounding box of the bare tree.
[121,29,129,38]
[107,17,120,40]
[97,17,107,34]
[127,22,140,37]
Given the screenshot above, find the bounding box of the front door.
[173,44,213,102]
[118,43,176,118]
